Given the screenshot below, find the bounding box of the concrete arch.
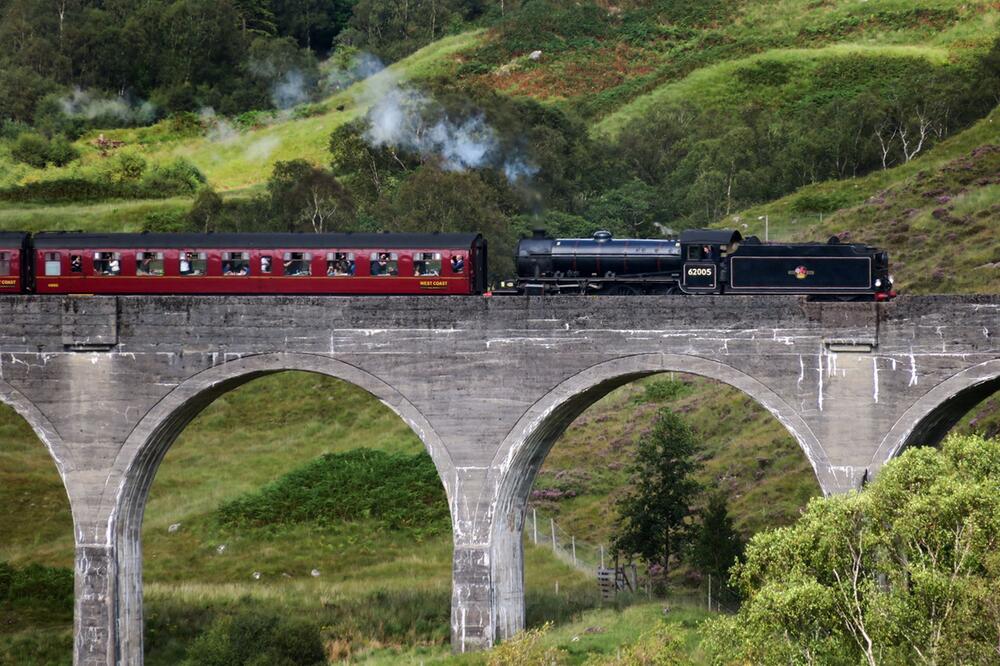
[105,352,452,664]
[871,359,1000,473]
[483,352,826,641]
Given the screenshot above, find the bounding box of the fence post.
[550,518,556,551]
[571,536,576,566]
[600,545,605,569]
[532,508,537,545]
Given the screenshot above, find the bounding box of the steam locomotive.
[0,229,895,300]
[514,229,896,301]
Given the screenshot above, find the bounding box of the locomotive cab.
[679,229,742,294]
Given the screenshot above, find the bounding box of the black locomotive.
[515,229,896,300]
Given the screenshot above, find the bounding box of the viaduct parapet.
[0,294,997,665]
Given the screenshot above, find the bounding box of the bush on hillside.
[10,133,53,168]
[217,449,449,532]
[140,158,206,194]
[703,433,1000,665]
[0,561,73,612]
[636,377,692,404]
[181,611,325,666]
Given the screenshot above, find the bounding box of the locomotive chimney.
[532,228,548,239]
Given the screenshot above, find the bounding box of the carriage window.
[326,252,355,276]
[180,251,206,275]
[450,253,465,274]
[93,252,121,275]
[0,252,10,276]
[369,252,398,276]
[222,252,250,276]
[70,254,82,273]
[282,252,311,276]
[136,252,164,276]
[44,253,61,276]
[413,252,442,276]
[260,255,272,274]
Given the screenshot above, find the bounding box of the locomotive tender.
[515,229,896,300]
[0,229,895,300]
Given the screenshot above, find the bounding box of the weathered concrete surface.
[0,294,996,664]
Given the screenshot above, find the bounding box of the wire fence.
[525,506,740,613]
[525,507,608,575]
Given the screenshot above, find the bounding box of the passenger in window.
[283,259,297,276]
[414,260,426,276]
[371,254,384,276]
[261,256,271,273]
[71,255,82,273]
[180,253,192,275]
[108,257,121,275]
[139,256,152,275]
[451,254,464,273]
[237,263,250,276]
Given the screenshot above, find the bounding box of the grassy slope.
[485,0,996,128]
[721,107,1000,294]
[86,31,479,192]
[593,43,952,136]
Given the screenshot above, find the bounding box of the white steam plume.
[245,135,281,161]
[360,77,538,184]
[325,52,386,92]
[271,70,311,110]
[60,87,156,123]
[200,107,238,143]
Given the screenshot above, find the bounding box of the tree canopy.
[704,433,1000,665]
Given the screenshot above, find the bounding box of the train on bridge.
[0,229,895,300]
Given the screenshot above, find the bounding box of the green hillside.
[1,0,999,662]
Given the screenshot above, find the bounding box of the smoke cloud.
[325,52,386,92]
[271,70,311,110]
[245,135,281,161]
[360,76,538,184]
[200,107,238,143]
[59,87,156,124]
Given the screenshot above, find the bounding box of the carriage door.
[681,244,718,293]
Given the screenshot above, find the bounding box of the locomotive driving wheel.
[605,284,639,295]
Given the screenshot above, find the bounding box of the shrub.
[46,136,81,167]
[140,158,206,194]
[10,132,51,168]
[487,622,567,666]
[217,449,450,532]
[181,611,325,666]
[105,150,147,183]
[637,377,691,403]
[789,190,854,214]
[0,561,73,610]
[143,210,193,233]
[0,178,126,203]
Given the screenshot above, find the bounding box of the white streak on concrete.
[908,350,919,387]
[816,348,824,412]
[872,357,879,403]
[797,355,804,390]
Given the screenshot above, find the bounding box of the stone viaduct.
[0,294,997,665]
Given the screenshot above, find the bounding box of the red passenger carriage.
[30,232,487,295]
[0,232,28,295]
